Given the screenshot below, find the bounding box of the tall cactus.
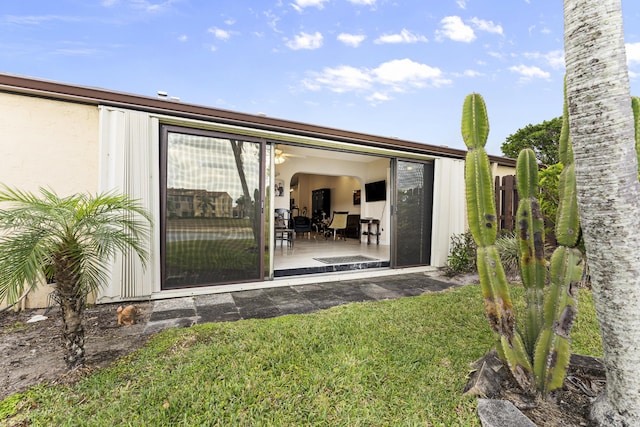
[462,93,533,393]
[462,90,583,396]
[531,81,582,395]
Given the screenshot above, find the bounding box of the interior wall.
[291,174,361,216]
[275,152,390,244]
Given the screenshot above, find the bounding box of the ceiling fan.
[274,145,305,164]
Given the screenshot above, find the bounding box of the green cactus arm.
[517,198,546,355]
[465,149,497,247]
[462,92,534,393]
[559,78,573,166]
[461,93,489,150]
[515,150,546,292]
[533,246,581,395]
[476,246,516,337]
[516,149,539,198]
[533,328,572,394]
[500,334,535,393]
[514,149,546,356]
[555,163,580,247]
[545,247,582,326]
[632,96,640,180]
[516,198,546,290]
[476,246,534,391]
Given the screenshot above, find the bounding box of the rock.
[477,399,537,427]
[26,314,48,323]
[464,349,508,398]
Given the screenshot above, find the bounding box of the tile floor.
[273,233,390,271]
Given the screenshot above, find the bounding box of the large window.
[160,126,265,289]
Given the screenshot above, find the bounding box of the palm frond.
[0,232,50,304]
[0,185,151,305]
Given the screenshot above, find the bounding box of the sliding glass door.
[160,126,265,289]
[393,160,435,267]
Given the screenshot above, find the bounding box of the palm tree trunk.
[564,0,640,424]
[53,254,87,370]
[59,292,86,369]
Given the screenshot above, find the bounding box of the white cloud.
[286,31,323,50]
[523,50,565,69]
[305,65,373,93]
[454,69,483,78]
[347,0,376,5]
[208,27,231,40]
[373,58,447,88]
[4,15,82,25]
[291,0,329,12]
[437,16,476,43]
[264,10,282,33]
[545,50,565,69]
[626,42,640,64]
[302,58,450,103]
[374,29,428,44]
[129,0,176,13]
[337,33,366,47]
[509,64,550,81]
[366,92,391,104]
[456,0,467,9]
[178,34,188,42]
[469,17,503,35]
[53,48,98,56]
[99,0,177,12]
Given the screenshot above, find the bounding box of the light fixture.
[274,148,286,164]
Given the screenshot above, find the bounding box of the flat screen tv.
[365,180,386,202]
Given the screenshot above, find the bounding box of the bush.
[495,230,520,277]
[445,231,477,276]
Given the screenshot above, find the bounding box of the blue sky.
[2,0,640,156]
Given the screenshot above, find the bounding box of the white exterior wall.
[97,107,159,303]
[1,94,509,307]
[0,93,99,193]
[0,93,100,308]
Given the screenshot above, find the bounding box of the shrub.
[495,230,520,277]
[445,231,477,276]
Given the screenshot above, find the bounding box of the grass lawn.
[1,285,601,427]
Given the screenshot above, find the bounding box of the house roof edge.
[0,73,516,167]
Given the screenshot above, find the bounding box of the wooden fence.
[494,175,518,232]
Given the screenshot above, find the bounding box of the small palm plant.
[0,186,151,370]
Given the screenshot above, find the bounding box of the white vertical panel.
[97,107,158,301]
[430,158,466,267]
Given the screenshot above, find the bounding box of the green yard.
[1,285,601,427]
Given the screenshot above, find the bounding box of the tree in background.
[0,187,151,370]
[501,117,562,165]
[565,0,640,424]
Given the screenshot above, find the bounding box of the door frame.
[159,124,267,289]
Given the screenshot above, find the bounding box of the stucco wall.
[0,93,100,309]
[0,93,99,194]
